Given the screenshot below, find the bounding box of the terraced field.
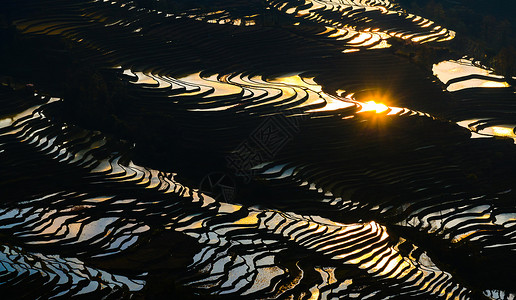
[1,0,515,299]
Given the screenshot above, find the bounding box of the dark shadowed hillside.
[398,0,516,79]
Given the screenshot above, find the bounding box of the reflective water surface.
[1,0,516,299]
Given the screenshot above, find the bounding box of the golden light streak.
[233,212,260,225]
[271,75,321,92]
[358,101,389,113]
[491,126,515,138]
[480,81,510,88]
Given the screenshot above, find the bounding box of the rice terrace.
[0,0,515,299]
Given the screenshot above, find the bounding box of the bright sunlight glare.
[358,101,389,113]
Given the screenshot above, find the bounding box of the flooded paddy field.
[0,0,515,299]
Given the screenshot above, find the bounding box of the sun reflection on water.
[358,101,389,113]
